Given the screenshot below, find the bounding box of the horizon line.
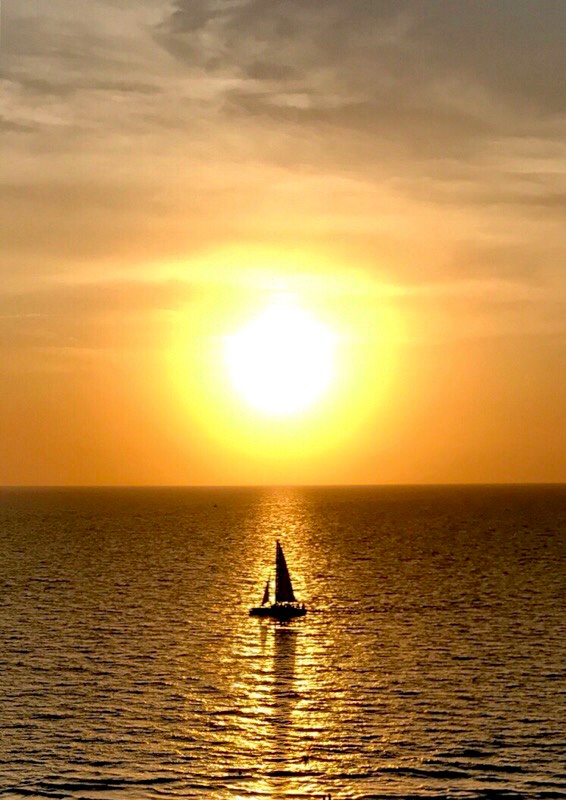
[1,481,564,490]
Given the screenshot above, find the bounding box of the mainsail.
[249,540,306,619]
[275,540,296,603]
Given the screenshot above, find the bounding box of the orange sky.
[1,0,565,485]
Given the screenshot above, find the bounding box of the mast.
[275,540,296,603]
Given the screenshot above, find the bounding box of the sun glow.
[165,253,400,478]
[224,299,335,416]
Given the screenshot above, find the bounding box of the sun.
[224,298,336,416]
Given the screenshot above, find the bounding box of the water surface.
[1,485,565,799]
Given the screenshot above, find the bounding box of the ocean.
[1,485,564,799]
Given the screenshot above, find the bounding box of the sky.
[1,0,565,485]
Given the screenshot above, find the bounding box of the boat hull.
[249,603,307,620]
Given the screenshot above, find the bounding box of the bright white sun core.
[224,299,336,417]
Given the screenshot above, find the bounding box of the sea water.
[1,485,564,799]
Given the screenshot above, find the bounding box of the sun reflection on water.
[225,488,341,798]
[174,487,345,798]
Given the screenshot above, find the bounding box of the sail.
[261,578,270,605]
[275,540,296,603]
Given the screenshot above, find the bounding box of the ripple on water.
[0,485,565,799]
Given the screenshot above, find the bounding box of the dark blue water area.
[0,485,565,799]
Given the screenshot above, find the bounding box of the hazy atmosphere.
[1,0,565,485]
[2,6,566,799]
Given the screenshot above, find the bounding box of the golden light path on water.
[192,488,359,800]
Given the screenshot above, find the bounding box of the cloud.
[150,0,566,256]
[156,0,566,125]
[0,278,191,356]
[0,115,36,133]
[3,278,190,316]
[1,0,172,135]
[1,0,564,295]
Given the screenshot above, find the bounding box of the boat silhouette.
[249,540,307,620]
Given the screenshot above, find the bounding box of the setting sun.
[3,3,564,796]
[224,298,335,417]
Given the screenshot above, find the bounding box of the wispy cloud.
[1,0,565,296]
[0,277,191,356]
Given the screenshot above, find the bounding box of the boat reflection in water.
[245,623,324,799]
[249,540,307,620]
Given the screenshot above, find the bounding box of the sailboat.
[249,540,307,620]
